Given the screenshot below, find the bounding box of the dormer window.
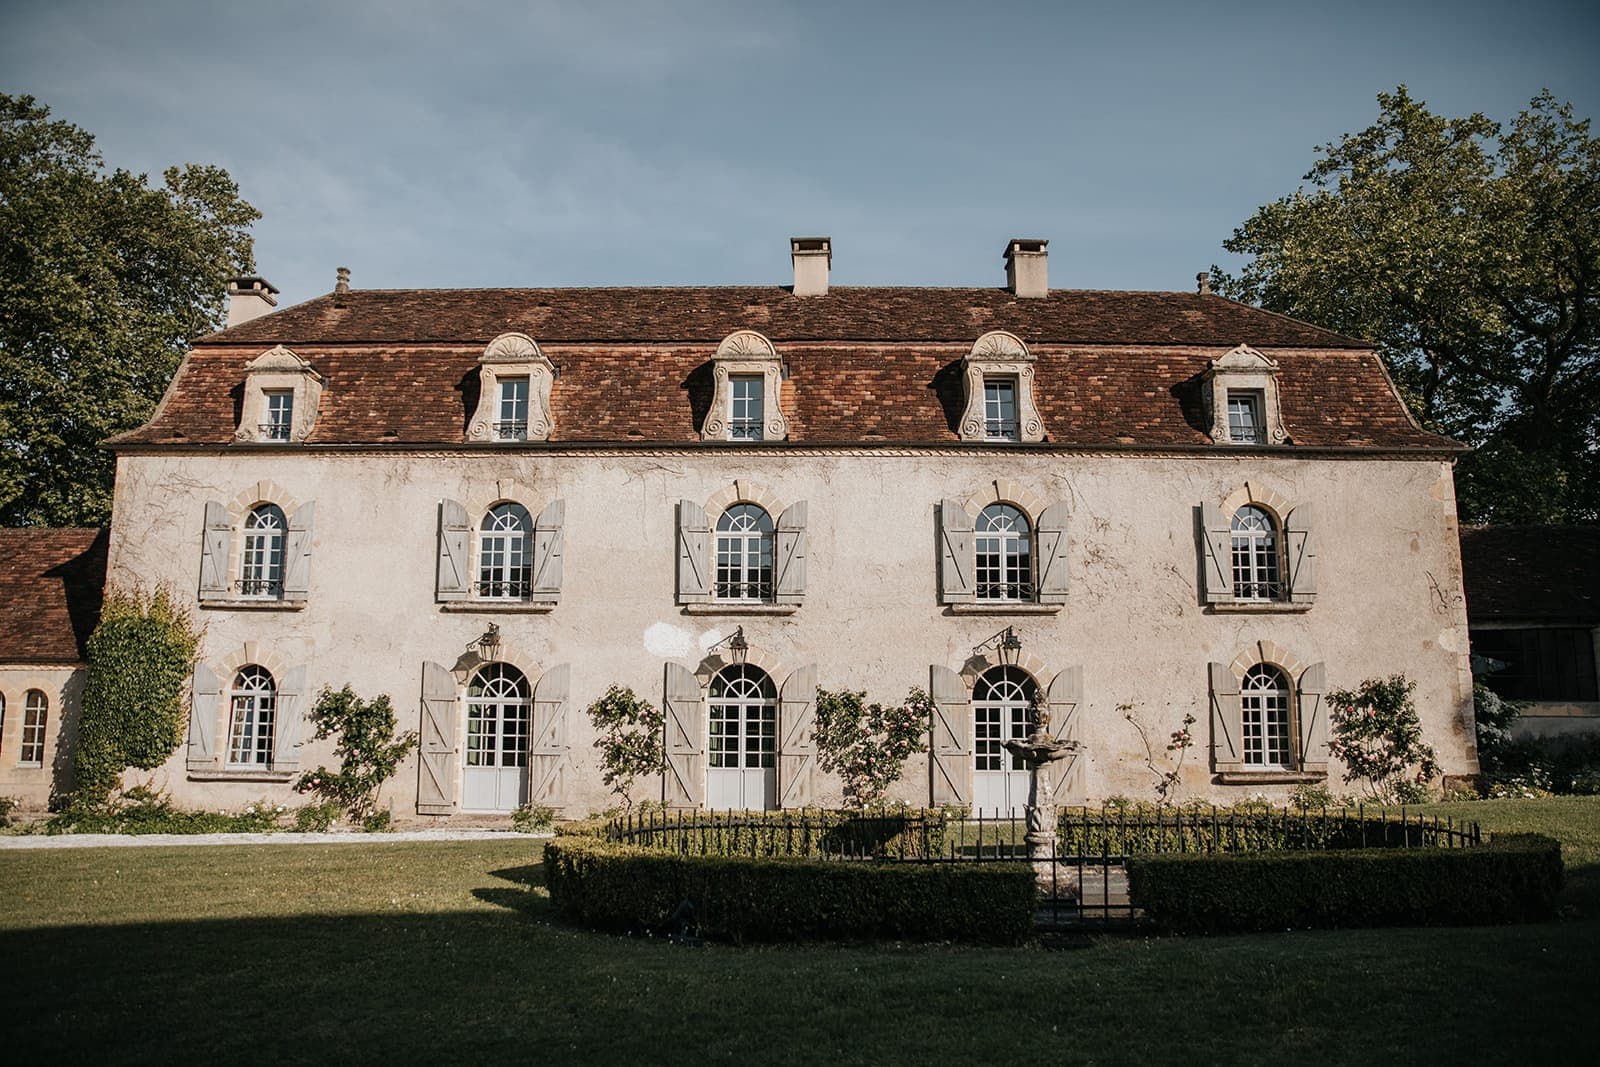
[496,377,530,441]
[468,334,554,443]
[959,332,1043,443]
[1227,391,1264,444]
[984,378,1020,441]
[705,331,787,442]
[235,346,323,444]
[263,391,294,441]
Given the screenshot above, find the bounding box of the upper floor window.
[984,378,1020,441]
[1227,391,1264,444]
[975,504,1033,602]
[1231,505,1281,601]
[496,377,530,441]
[20,690,47,767]
[730,375,765,441]
[478,503,532,599]
[263,391,294,441]
[715,504,774,602]
[1240,665,1292,768]
[226,666,276,767]
[240,504,286,599]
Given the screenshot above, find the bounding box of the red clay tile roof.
[200,287,1370,348]
[0,528,107,664]
[1460,525,1600,623]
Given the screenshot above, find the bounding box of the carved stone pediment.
[958,330,1044,443]
[704,330,787,442]
[468,332,555,443]
[1203,344,1288,445]
[234,346,324,443]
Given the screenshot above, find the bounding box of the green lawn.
[2,797,1596,1065]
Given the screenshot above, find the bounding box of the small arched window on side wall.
[715,504,775,603]
[975,504,1032,602]
[20,690,47,767]
[478,503,532,600]
[1230,505,1281,602]
[1240,664,1293,768]
[226,667,277,767]
[1199,496,1316,609]
[239,504,287,599]
[1208,656,1328,781]
[938,496,1069,608]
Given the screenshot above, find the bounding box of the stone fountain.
[1002,726,1080,868]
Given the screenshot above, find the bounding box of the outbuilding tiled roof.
[0,528,107,664]
[1459,525,1600,623]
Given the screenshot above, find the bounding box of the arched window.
[240,504,286,598]
[972,666,1039,774]
[707,664,777,809]
[975,504,1032,601]
[226,667,276,767]
[478,503,532,599]
[20,690,47,767]
[1231,505,1281,601]
[466,663,530,772]
[1241,665,1292,768]
[715,504,774,602]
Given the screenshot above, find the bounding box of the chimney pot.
[1004,238,1048,298]
[224,275,279,328]
[335,266,351,294]
[790,237,831,297]
[1196,271,1211,296]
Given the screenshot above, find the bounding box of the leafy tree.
[294,687,419,826]
[813,687,931,808]
[0,94,259,526]
[586,685,664,810]
[1214,88,1599,523]
[1326,674,1439,803]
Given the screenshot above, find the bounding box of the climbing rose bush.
[813,687,931,808]
[1326,673,1438,803]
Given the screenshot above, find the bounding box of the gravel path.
[0,829,550,849]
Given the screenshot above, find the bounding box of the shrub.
[294,686,418,825]
[1288,782,1335,809]
[292,801,340,832]
[813,687,930,808]
[1126,833,1562,933]
[45,784,283,835]
[1326,674,1439,803]
[1472,682,1526,779]
[586,685,664,810]
[73,588,201,802]
[1487,733,1600,796]
[513,804,556,833]
[543,836,1036,944]
[0,795,19,828]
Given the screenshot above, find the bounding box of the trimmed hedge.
[544,837,1036,944]
[1054,808,1473,855]
[1126,833,1563,933]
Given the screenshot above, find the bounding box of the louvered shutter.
[1284,503,1318,604]
[676,500,710,604]
[937,500,974,604]
[1297,662,1330,772]
[1208,662,1244,772]
[198,501,232,601]
[929,665,971,807]
[1035,501,1071,604]
[662,662,704,808]
[778,663,817,807]
[1046,666,1083,801]
[531,499,565,601]
[282,502,315,602]
[417,661,459,814]
[436,499,471,601]
[774,501,808,605]
[529,664,571,805]
[1199,502,1233,603]
[271,665,309,771]
[187,664,221,770]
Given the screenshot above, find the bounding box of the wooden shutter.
[198,501,232,601]
[282,502,315,602]
[417,661,459,814]
[1297,661,1330,772]
[436,499,471,601]
[662,662,704,808]
[529,663,570,805]
[187,663,221,770]
[778,663,817,808]
[531,499,565,601]
[937,500,974,604]
[676,500,710,604]
[1035,501,1071,604]
[1046,666,1083,801]
[774,501,808,605]
[929,665,971,807]
[1284,503,1318,604]
[272,665,309,771]
[1199,502,1233,603]
[1208,662,1244,772]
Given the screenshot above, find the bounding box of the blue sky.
[3,0,1597,307]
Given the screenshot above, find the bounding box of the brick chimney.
[790,237,831,297]
[1004,239,1048,298]
[225,276,280,327]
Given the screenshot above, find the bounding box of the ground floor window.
[226,667,276,767]
[1241,664,1292,768]
[707,663,776,810]
[972,665,1038,815]
[20,690,47,767]
[463,662,530,811]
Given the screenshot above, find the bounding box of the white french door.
[462,663,530,812]
[971,666,1039,817]
[705,665,777,810]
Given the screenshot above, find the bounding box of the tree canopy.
[0,94,259,527]
[1214,88,1599,524]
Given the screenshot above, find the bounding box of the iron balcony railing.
[258,422,292,441]
[476,577,532,599]
[975,581,1035,601]
[236,578,283,597]
[714,580,774,601]
[1233,579,1284,600]
[493,420,528,441]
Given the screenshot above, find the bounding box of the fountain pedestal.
[1002,730,1080,872]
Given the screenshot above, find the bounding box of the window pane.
[496,378,530,440]
[731,375,764,441]
[1228,392,1263,444]
[984,379,1019,440]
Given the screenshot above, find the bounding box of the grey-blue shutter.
[436,499,471,601]
[929,665,971,806]
[774,501,807,605]
[198,501,231,601]
[1035,501,1071,604]
[676,500,710,604]
[187,664,221,770]
[418,661,458,814]
[1045,666,1083,802]
[1199,503,1233,603]
[1297,662,1329,772]
[1284,504,1318,604]
[271,666,308,770]
[937,501,974,604]
[282,502,314,602]
[778,664,817,807]
[531,499,565,601]
[663,662,704,807]
[530,664,570,805]
[1209,662,1244,772]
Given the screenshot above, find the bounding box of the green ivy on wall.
[73,588,201,803]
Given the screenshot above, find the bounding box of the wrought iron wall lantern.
[708,625,749,664]
[473,623,502,661]
[974,625,1023,665]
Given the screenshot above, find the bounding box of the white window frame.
[495,377,530,441]
[478,503,532,600]
[707,665,777,772]
[983,377,1020,441]
[235,346,323,443]
[465,663,530,771]
[263,390,294,441]
[239,504,286,599]
[1227,391,1264,444]
[1231,505,1282,602]
[959,331,1043,443]
[1241,664,1293,768]
[226,666,277,768]
[704,331,787,442]
[20,690,47,767]
[729,375,765,441]
[975,504,1033,602]
[714,504,775,602]
[468,333,556,443]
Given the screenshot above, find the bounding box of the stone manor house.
[5,237,1482,816]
